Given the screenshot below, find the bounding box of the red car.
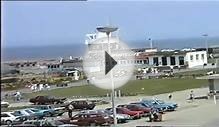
[117,104,151,116]
[106,107,143,119]
[69,112,113,126]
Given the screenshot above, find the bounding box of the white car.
[1,101,9,108]
[110,113,131,123]
[14,109,40,119]
[21,119,77,127]
[1,112,26,125]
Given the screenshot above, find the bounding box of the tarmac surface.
[57,88,219,127]
[3,87,219,127]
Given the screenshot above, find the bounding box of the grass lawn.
[25,78,208,98]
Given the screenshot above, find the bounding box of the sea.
[2,37,219,62]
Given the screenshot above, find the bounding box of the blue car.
[153,99,178,110]
[139,100,168,112]
[130,102,164,113]
[14,108,45,119]
[33,105,56,117]
[143,99,177,111]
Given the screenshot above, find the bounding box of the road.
[58,87,219,127]
[3,86,219,127]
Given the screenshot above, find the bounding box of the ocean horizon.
[2,37,219,62]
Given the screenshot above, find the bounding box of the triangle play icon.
[105,51,117,75]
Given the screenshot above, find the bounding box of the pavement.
[3,87,219,127]
[57,87,219,127]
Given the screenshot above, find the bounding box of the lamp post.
[148,38,153,49]
[202,34,208,55]
[96,26,118,126]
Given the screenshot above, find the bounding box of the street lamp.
[202,34,208,54]
[148,38,153,49]
[96,26,118,125]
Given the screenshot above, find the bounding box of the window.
[153,57,159,66]
[162,57,167,65]
[201,54,205,60]
[196,54,199,60]
[1,113,10,117]
[179,56,184,65]
[73,114,79,118]
[170,56,176,65]
[25,110,33,114]
[190,55,193,61]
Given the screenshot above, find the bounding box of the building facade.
[185,51,207,68]
[134,49,208,69]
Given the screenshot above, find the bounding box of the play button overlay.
[83,37,135,90]
[105,51,117,75]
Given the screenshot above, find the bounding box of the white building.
[85,31,112,45]
[134,49,208,69]
[185,51,207,68]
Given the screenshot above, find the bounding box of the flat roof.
[196,74,219,79]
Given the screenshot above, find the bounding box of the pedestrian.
[168,93,172,100]
[87,78,90,84]
[16,91,21,101]
[67,104,74,118]
[189,90,195,101]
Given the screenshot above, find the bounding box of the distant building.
[60,58,83,70]
[208,46,219,68]
[185,50,207,68]
[85,31,111,45]
[134,48,208,69]
[8,61,37,68]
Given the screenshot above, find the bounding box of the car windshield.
[133,104,145,108]
[25,110,33,114]
[142,101,153,105]
[101,110,111,114]
[156,100,165,104]
[121,108,130,112]
[30,109,40,112]
[11,112,22,116]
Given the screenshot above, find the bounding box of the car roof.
[2,112,13,114]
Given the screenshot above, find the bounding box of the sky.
[2,1,219,48]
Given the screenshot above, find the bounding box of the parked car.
[34,105,66,117]
[130,102,164,113]
[1,112,27,126]
[13,108,49,119]
[117,104,151,116]
[33,105,56,117]
[143,99,177,111]
[1,101,9,108]
[15,119,77,127]
[80,109,131,123]
[69,112,113,126]
[106,107,142,119]
[141,100,169,111]
[29,96,66,105]
[154,99,178,109]
[66,100,95,110]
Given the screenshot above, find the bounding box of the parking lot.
[2,87,219,127]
